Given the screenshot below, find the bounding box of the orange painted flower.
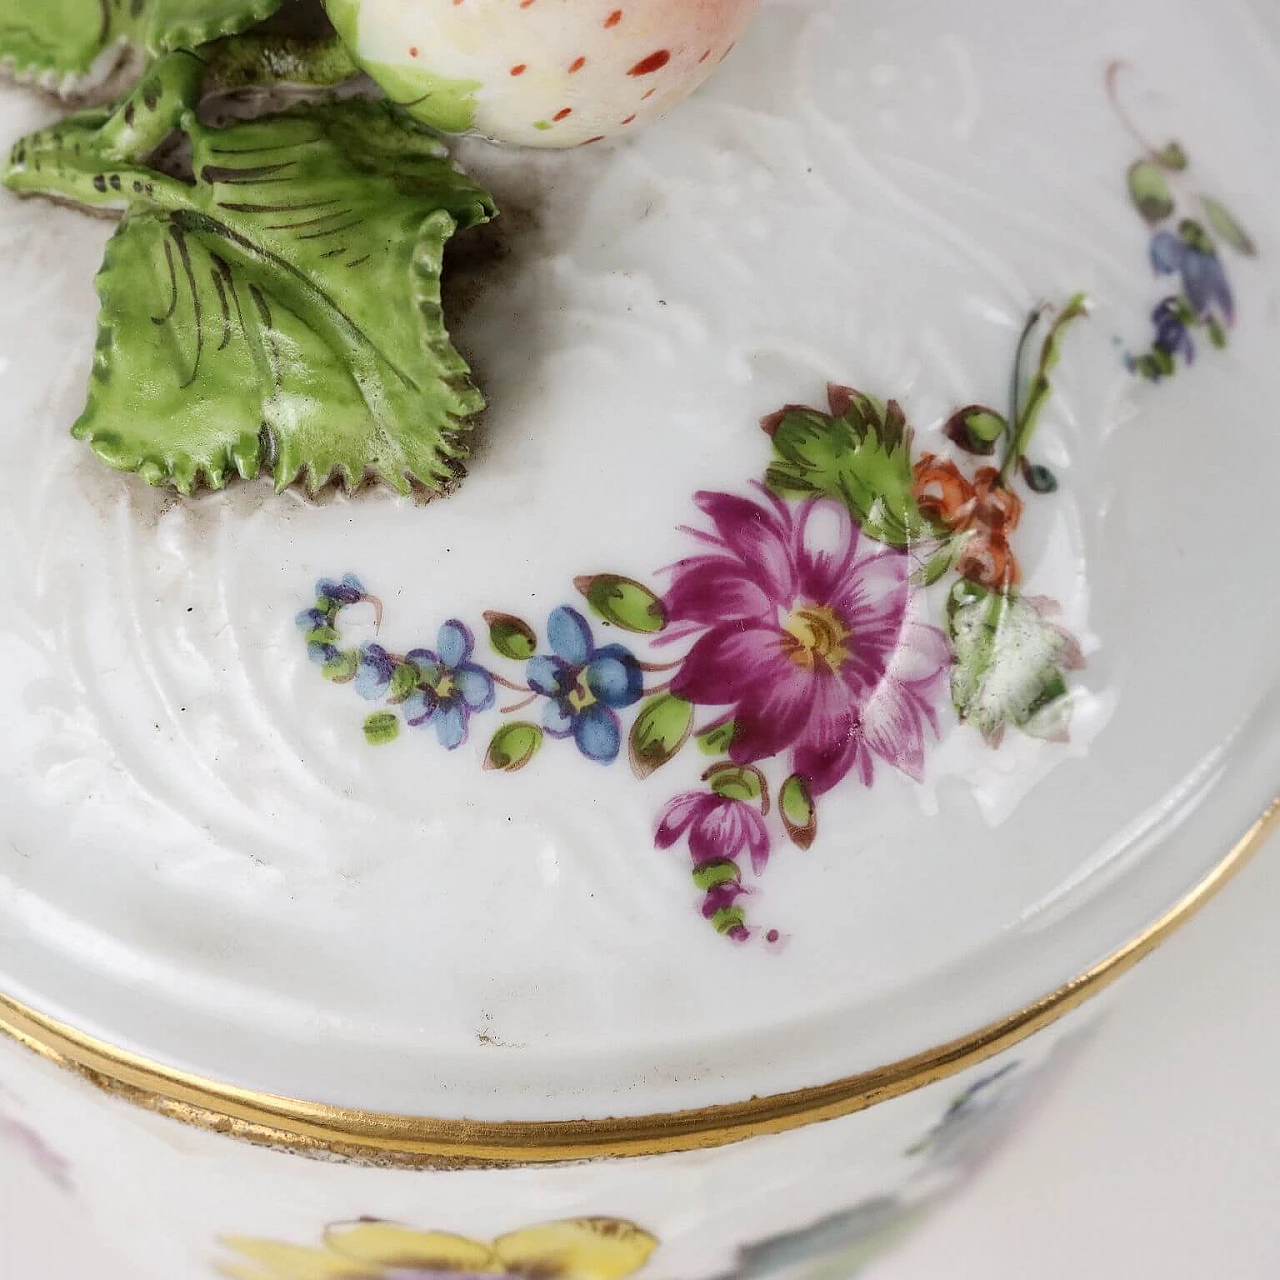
[913,456,1024,592]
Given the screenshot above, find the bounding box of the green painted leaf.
[1154,141,1188,171]
[362,710,399,745]
[4,69,496,495]
[765,392,933,547]
[779,774,816,850]
[1177,218,1214,256]
[322,649,358,683]
[574,575,667,634]
[710,906,747,936]
[1201,195,1257,258]
[1131,346,1177,381]
[943,404,1006,457]
[0,0,282,85]
[1127,160,1174,224]
[629,693,694,778]
[705,763,763,804]
[387,663,419,702]
[485,722,543,772]
[483,612,537,661]
[911,540,958,588]
[692,859,740,892]
[947,582,1082,746]
[696,721,736,756]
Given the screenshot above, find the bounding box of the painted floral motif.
[1108,62,1259,380]
[528,608,645,763]
[661,488,949,798]
[720,1196,928,1280]
[300,291,1090,941]
[709,1056,1056,1278]
[905,1061,1031,1172]
[218,1217,658,1280]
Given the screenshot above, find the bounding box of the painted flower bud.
[324,0,759,148]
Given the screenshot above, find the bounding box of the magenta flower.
[656,790,771,874]
[663,488,949,795]
[656,790,768,941]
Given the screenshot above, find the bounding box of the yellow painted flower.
[219,1216,659,1280]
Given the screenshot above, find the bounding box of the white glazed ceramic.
[0,0,1277,1274]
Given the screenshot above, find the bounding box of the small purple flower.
[526,607,643,764]
[1150,296,1195,364]
[1150,224,1234,325]
[394,621,495,750]
[297,575,369,666]
[316,574,367,606]
[656,790,772,875]
[655,790,768,941]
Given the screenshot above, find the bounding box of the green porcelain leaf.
[5,72,497,494]
[0,0,282,85]
[765,392,933,548]
[947,582,1082,746]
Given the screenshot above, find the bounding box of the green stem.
[1105,61,1162,161]
[999,294,1089,486]
[4,50,202,210]
[1007,305,1046,447]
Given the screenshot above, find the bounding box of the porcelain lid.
[0,0,1277,1122]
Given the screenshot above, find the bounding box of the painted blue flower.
[394,621,496,750]
[1150,224,1234,324]
[353,643,397,700]
[526,607,644,764]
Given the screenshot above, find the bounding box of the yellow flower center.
[780,603,852,670]
[565,669,597,712]
[435,672,455,699]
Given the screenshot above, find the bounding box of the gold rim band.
[1,799,1275,1168]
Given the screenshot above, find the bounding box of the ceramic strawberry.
[324,0,759,147]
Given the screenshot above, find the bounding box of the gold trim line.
[1,799,1275,1168]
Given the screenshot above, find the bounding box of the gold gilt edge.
[0,797,1275,1170]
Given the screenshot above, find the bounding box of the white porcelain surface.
[0,0,1276,1126]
